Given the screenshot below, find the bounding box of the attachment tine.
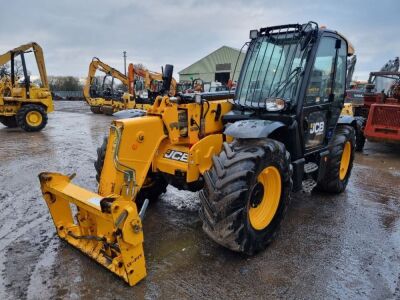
[139,199,149,220]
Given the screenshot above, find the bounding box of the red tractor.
[352,57,400,150]
[363,71,400,143]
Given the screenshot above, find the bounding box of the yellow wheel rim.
[339,141,351,180]
[249,166,281,231]
[26,111,43,127]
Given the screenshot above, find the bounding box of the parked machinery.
[0,42,53,131]
[350,57,400,150]
[127,63,177,107]
[363,71,400,143]
[83,57,134,115]
[39,22,358,286]
[84,58,177,115]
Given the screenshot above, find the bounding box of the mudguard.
[337,115,357,127]
[112,109,146,119]
[224,119,285,139]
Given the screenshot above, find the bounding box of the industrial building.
[178,46,245,84]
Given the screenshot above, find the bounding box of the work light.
[265,97,285,111]
[250,30,258,39]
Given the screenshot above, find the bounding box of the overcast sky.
[1,0,398,80]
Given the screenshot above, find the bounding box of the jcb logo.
[164,150,188,162]
[310,122,325,135]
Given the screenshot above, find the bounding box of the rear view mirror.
[301,29,313,51]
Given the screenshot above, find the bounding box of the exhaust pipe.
[162,64,173,95]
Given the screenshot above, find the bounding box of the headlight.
[265,97,285,111]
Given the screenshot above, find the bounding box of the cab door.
[302,34,347,151]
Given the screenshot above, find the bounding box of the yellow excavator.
[83,57,134,115]
[39,22,358,286]
[0,42,53,131]
[84,58,177,115]
[127,63,177,108]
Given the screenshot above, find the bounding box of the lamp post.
[123,51,127,76]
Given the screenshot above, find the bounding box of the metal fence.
[53,91,83,100]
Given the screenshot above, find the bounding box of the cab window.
[305,37,338,105]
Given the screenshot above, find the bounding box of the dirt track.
[0,101,399,299]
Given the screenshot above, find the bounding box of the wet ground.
[0,101,399,299]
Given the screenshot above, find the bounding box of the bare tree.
[134,63,146,71]
[0,64,8,77]
[0,60,25,78]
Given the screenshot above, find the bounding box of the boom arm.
[0,42,49,88]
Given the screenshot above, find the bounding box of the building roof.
[178,45,245,75]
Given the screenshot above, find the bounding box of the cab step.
[302,178,317,193]
[304,162,318,174]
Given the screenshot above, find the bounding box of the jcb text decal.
[310,122,325,135]
[164,150,188,162]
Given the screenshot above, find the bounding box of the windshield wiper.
[269,66,302,99]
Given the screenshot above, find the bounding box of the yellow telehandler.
[0,42,53,131]
[39,22,358,286]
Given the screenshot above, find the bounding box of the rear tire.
[94,136,167,206]
[16,104,47,132]
[0,116,18,128]
[355,116,366,152]
[316,125,355,193]
[90,106,102,114]
[200,139,292,255]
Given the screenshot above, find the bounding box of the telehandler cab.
[39,22,357,286]
[0,42,53,131]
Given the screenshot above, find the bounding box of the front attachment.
[38,172,146,286]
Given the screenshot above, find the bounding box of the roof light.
[250,30,258,39]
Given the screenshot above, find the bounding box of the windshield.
[373,75,399,93]
[235,30,309,108]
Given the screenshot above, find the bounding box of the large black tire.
[0,116,18,128]
[355,116,366,152]
[200,139,292,255]
[94,136,167,206]
[16,104,48,132]
[90,106,102,114]
[316,125,355,193]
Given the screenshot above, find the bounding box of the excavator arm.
[0,42,49,88]
[128,63,177,97]
[83,57,129,103]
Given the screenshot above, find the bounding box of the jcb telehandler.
[0,42,53,131]
[39,22,357,286]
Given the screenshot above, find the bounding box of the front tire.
[16,104,48,132]
[317,125,355,193]
[200,139,292,255]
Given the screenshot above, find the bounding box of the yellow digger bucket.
[38,172,147,286]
